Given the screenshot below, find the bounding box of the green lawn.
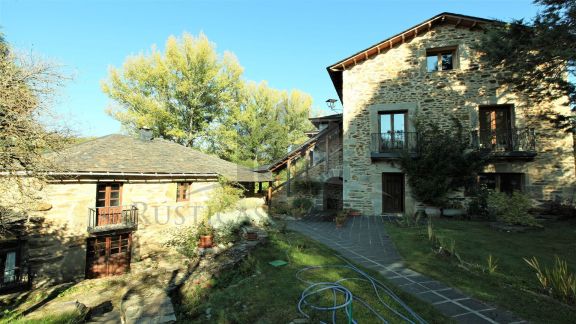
[173,229,449,323]
[385,219,576,324]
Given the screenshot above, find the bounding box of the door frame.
[382,173,405,213]
[85,232,132,279]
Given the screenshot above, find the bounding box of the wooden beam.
[286,159,292,196]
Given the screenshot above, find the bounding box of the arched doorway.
[323,177,343,211]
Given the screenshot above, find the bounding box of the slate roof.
[48,134,272,182]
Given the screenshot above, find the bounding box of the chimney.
[139,127,153,141]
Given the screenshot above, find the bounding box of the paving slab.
[287,216,525,323]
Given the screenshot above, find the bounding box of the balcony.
[370,132,418,160]
[472,128,537,159]
[88,205,138,233]
[0,267,31,294]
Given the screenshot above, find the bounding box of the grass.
[173,228,449,323]
[1,311,85,324]
[385,218,576,324]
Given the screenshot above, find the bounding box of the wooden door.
[96,183,122,226]
[382,173,404,213]
[479,106,513,151]
[86,233,131,278]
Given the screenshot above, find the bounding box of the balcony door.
[479,106,513,151]
[382,173,404,213]
[86,233,131,278]
[96,183,123,226]
[379,112,406,152]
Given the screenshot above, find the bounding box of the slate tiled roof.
[48,134,272,182]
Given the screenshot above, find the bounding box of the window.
[479,173,524,194]
[1,241,21,285]
[176,182,191,202]
[426,47,457,72]
[378,111,407,152]
[479,105,513,151]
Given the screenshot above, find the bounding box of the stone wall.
[12,179,220,286]
[341,23,575,215]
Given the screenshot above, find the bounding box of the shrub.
[399,119,487,206]
[165,226,199,257]
[292,179,321,196]
[291,197,313,218]
[543,200,576,220]
[270,201,290,215]
[204,181,244,219]
[466,184,492,220]
[487,191,539,227]
[214,221,242,245]
[525,256,576,305]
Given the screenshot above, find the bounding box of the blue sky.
[0,0,539,137]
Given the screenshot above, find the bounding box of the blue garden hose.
[296,258,428,324]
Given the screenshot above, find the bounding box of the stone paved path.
[287,215,526,324]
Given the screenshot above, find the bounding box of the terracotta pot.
[199,235,213,248]
[348,210,361,217]
[246,232,258,241]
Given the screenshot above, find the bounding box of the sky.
[0,0,541,137]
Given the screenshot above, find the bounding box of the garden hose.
[296,258,427,324]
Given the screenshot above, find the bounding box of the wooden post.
[287,159,291,197]
[267,187,272,206]
[258,182,263,193]
[325,131,330,172]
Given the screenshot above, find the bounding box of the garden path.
[287,215,526,324]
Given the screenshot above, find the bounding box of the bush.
[399,119,487,206]
[204,181,244,219]
[525,256,576,305]
[543,200,576,220]
[487,191,539,227]
[467,184,492,220]
[292,179,321,195]
[214,221,243,245]
[165,226,199,257]
[291,197,313,218]
[270,201,290,215]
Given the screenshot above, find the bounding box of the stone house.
[270,12,575,217]
[0,131,271,292]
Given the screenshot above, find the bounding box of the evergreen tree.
[478,0,575,129]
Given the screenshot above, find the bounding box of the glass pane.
[426,55,438,72]
[97,191,106,200]
[4,251,16,283]
[380,114,392,134]
[441,53,453,70]
[109,199,120,207]
[110,191,119,199]
[110,184,120,190]
[393,114,405,133]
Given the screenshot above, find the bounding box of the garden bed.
[385,218,576,323]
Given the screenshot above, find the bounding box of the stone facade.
[340,23,575,216]
[14,179,220,286]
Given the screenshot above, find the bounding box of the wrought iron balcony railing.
[472,128,536,154]
[370,132,418,155]
[88,205,138,233]
[0,267,31,294]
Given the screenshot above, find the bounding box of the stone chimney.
[138,127,153,141]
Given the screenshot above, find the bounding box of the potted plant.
[197,220,214,248]
[335,210,348,228]
[347,209,361,217]
[442,200,465,217]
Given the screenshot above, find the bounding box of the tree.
[102,32,243,148]
[211,82,313,168]
[477,0,576,129]
[399,118,487,206]
[0,33,69,237]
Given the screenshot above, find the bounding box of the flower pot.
[348,210,361,217]
[425,207,441,217]
[442,208,465,217]
[199,235,213,248]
